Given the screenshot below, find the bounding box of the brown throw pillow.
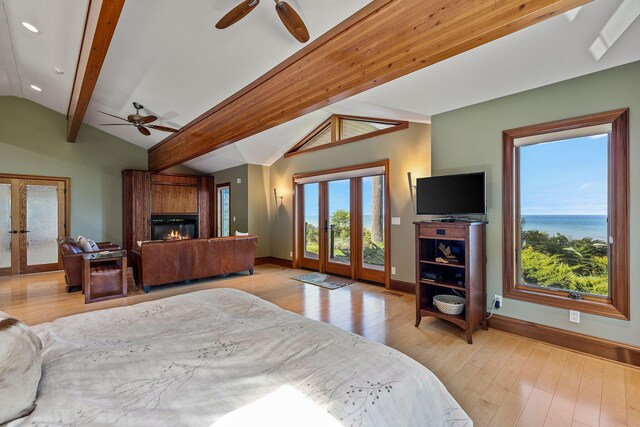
[0,311,43,424]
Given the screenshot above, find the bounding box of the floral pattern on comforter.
[19,288,471,426]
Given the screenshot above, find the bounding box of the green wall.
[269,122,432,283]
[247,164,271,258]
[211,163,249,235]
[0,97,148,244]
[431,61,640,346]
[211,164,272,257]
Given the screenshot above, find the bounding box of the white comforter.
[19,289,470,426]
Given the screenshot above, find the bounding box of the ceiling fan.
[216,0,310,43]
[99,102,180,136]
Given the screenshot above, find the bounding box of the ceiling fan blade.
[275,1,309,43]
[216,0,259,29]
[147,125,180,133]
[138,127,151,136]
[99,123,134,126]
[140,115,158,124]
[98,111,131,123]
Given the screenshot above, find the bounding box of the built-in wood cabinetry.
[414,221,487,344]
[151,184,198,214]
[122,170,214,253]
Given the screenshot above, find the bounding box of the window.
[285,114,407,157]
[217,184,230,237]
[503,109,629,319]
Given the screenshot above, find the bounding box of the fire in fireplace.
[165,230,189,240]
[151,216,198,241]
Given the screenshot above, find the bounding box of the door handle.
[324,220,328,232]
[8,230,18,234]
[19,230,30,233]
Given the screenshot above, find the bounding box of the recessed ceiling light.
[30,84,42,92]
[21,21,39,33]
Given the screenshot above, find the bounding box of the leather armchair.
[58,237,121,292]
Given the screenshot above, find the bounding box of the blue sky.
[520,134,608,215]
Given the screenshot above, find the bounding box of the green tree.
[370,175,383,243]
[331,209,350,240]
[520,232,608,296]
[329,209,351,259]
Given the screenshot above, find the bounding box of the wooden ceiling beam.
[148,0,590,171]
[67,0,125,142]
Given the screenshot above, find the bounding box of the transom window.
[285,114,407,157]
[503,109,629,319]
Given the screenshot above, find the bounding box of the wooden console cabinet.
[414,221,487,343]
[122,170,214,253]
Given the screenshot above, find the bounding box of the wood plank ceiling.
[147,0,590,171]
[67,0,125,142]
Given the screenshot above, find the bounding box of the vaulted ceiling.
[1,0,639,173]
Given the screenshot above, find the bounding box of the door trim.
[292,160,390,288]
[215,182,230,237]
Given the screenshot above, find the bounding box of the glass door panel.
[217,185,230,237]
[360,175,385,282]
[303,183,320,260]
[0,183,12,270]
[326,179,352,276]
[300,183,320,270]
[26,184,59,266]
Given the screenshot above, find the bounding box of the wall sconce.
[274,188,284,205]
[407,172,416,193]
[407,172,416,217]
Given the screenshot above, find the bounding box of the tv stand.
[414,221,487,343]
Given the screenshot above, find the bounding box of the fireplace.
[151,215,198,241]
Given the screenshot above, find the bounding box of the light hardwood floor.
[1,264,638,426]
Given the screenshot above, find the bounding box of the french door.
[0,175,68,275]
[324,179,353,277]
[296,162,388,285]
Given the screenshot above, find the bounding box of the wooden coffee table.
[82,250,127,303]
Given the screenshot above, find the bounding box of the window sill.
[506,286,629,320]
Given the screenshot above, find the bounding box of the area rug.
[292,272,355,290]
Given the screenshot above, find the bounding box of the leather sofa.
[131,235,257,292]
[58,237,122,292]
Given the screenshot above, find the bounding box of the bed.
[11,289,471,426]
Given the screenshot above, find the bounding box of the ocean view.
[522,215,607,241]
[305,214,608,241]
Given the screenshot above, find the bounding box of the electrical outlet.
[494,294,503,309]
[289,251,293,257]
[569,310,580,323]
[236,178,241,184]
[391,267,396,275]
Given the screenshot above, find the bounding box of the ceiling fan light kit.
[216,0,310,43]
[99,102,179,136]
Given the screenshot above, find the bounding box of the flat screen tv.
[416,172,486,215]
